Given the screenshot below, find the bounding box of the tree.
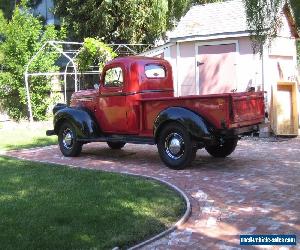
[290,0,300,64]
[76,38,117,72]
[244,0,299,56]
[0,0,16,19]
[0,3,66,121]
[53,0,220,44]
[0,0,42,19]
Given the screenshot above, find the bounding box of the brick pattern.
[5,137,300,249]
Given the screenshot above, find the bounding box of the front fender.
[53,107,100,139]
[154,107,213,141]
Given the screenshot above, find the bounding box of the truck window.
[104,67,123,87]
[145,64,166,78]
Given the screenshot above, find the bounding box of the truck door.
[97,66,128,133]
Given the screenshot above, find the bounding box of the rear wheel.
[107,141,126,150]
[157,123,196,170]
[205,137,238,158]
[58,122,82,157]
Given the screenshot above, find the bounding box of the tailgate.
[230,91,265,128]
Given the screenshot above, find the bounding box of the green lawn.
[0,156,185,249]
[0,121,57,151]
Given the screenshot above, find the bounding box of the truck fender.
[154,107,213,142]
[53,107,100,139]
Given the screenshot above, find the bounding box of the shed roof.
[169,0,299,41]
[169,0,248,40]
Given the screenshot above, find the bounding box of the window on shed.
[145,64,166,78]
[104,67,123,87]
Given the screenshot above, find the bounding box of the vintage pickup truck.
[47,56,265,169]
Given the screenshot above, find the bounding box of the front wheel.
[205,137,238,158]
[157,123,196,170]
[58,122,82,157]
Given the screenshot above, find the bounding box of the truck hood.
[71,89,99,100]
[70,89,99,107]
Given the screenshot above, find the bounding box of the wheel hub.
[169,137,181,155]
[63,129,73,149]
[165,133,184,160]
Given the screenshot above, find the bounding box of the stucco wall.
[178,42,196,96]
[173,37,264,96]
[165,35,296,99]
[237,37,262,92]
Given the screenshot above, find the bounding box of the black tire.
[58,122,82,157]
[157,123,196,170]
[107,141,126,149]
[205,137,238,158]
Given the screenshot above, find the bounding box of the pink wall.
[198,43,236,94]
[179,42,196,96]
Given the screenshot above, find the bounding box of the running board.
[77,135,155,145]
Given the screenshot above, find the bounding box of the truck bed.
[140,91,265,134]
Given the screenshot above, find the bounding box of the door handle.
[197,61,204,66]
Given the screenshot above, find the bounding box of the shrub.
[0,3,66,121]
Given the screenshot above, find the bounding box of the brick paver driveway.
[6,137,300,249]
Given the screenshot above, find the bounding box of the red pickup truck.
[47,56,265,169]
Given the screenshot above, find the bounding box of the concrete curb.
[1,153,192,250]
[127,173,191,250]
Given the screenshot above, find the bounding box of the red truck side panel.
[139,94,230,136]
[229,92,265,128]
[139,92,264,137]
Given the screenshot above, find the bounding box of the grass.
[0,156,185,249]
[0,121,57,151]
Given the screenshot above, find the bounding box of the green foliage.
[244,0,283,53]
[76,38,117,72]
[244,0,300,54]
[0,0,15,19]
[290,0,300,64]
[53,0,220,44]
[290,0,300,28]
[0,0,41,19]
[0,3,65,121]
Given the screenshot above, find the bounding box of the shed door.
[197,43,236,95]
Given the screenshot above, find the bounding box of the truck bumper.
[220,124,260,136]
[46,130,56,136]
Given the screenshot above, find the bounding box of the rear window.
[145,64,166,78]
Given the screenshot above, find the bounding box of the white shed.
[141,0,299,135]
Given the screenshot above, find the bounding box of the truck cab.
[71,56,173,134]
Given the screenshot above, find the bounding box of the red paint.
[71,56,264,136]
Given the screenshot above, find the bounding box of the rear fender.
[154,107,213,142]
[54,107,101,139]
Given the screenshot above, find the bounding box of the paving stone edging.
[1,153,192,250]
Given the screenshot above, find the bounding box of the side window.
[104,67,123,87]
[145,64,166,78]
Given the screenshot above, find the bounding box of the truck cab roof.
[101,56,174,94]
